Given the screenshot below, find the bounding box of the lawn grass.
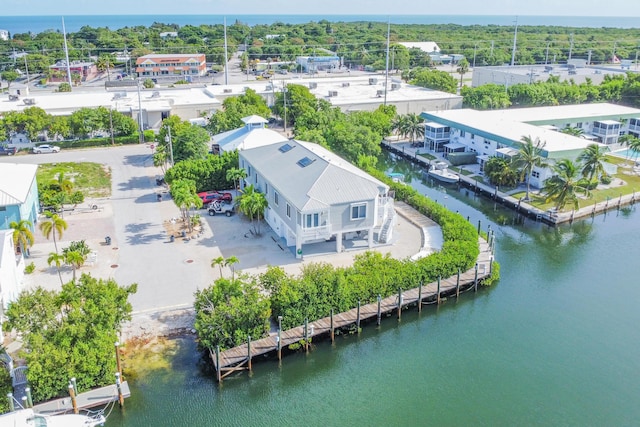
[37,162,111,198]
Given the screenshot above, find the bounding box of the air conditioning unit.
[342,82,350,87]
[376,90,385,98]
[328,90,338,97]
[369,78,378,85]
[223,88,232,93]
[391,83,401,90]
[309,82,318,89]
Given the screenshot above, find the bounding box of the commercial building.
[48,61,99,82]
[472,64,630,87]
[135,54,207,78]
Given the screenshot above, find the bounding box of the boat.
[0,408,106,427]
[386,172,405,183]
[427,161,460,184]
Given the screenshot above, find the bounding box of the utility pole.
[283,84,288,136]
[472,43,477,68]
[137,79,144,144]
[510,16,518,66]
[383,19,390,106]
[612,41,617,63]
[223,17,229,85]
[23,55,30,85]
[166,126,174,167]
[568,33,574,61]
[545,42,550,65]
[62,17,73,90]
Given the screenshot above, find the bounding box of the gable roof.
[213,127,286,152]
[0,163,37,207]
[241,140,388,211]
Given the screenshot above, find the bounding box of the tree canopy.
[4,274,137,402]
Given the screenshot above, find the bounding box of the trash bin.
[105,236,112,245]
[181,231,186,238]
[170,235,175,243]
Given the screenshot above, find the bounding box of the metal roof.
[213,127,286,152]
[0,163,37,207]
[240,140,388,212]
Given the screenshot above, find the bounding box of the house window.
[460,130,466,137]
[248,165,252,177]
[304,213,319,228]
[286,204,291,218]
[255,173,258,184]
[274,191,279,206]
[351,203,367,220]
[470,134,475,140]
[265,183,268,195]
[532,171,540,179]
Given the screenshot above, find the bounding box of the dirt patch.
[163,217,204,240]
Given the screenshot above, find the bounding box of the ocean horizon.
[0,14,638,35]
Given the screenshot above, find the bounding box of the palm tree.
[224,256,239,281]
[10,219,34,257]
[96,54,115,81]
[560,127,584,137]
[578,144,607,182]
[47,251,65,286]
[516,135,548,201]
[237,185,268,235]
[53,172,74,215]
[211,256,225,278]
[39,212,68,253]
[226,167,247,191]
[629,137,640,163]
[619,134,640,164]
[64,250,85,281]
[404,113,425,145]
[391,115,408,141]
[456,58,470,89]
[543,159,591,211]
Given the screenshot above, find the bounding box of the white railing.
[300,225,331,240]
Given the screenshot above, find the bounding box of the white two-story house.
[239,140,394,258]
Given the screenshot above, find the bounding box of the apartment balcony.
[300,225,331,241]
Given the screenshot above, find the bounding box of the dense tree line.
[2,21,639,75]
[0,106,138,142]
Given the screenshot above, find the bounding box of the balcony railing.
[300,225,331,240]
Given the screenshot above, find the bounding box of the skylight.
[297,157,314,168]
[279,143,293,153]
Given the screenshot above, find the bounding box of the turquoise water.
[105,155,640,426]
[613,148,640,159]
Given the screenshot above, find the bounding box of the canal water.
[106,154,640,426]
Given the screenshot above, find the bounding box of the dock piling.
[21,396,27,410]
[437,276,441,305]
[68,384,78,414]
[474,264,479,292]
[376,295,382,325]
[304,318,309,352]
[330,309,334,343]
[247,336,252,371]
[7,393,14,412]
[215,345,221,382]
[277,316,282,361]
[397,287,403,320]
[25,387,32,408]
[356,300,361,332]
[115,372,124,407]
[418,282,423,312]
[456,269,461,298]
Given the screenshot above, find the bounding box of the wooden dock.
[382,140,640,226]
[31,381,131,415]
[211,239,494,381]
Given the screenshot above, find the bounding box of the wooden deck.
[31,381,131,415]
[211,238,494,381]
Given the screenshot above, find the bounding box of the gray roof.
[0,163,37,207]
[241,140,388,211]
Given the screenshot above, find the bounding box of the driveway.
[2,146,424,318]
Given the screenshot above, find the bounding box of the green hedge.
[56,134,142,149]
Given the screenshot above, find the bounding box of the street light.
[136,78,144,144]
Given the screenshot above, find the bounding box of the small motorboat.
[427,161,459,184]
[386,172,405,183]
[0,408,106,427]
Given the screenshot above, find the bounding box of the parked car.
[197,191,233,205]
[0,146,17,156]
[32,144,60,154]
[207,200,235,217]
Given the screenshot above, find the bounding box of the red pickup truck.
[197,191,233,205]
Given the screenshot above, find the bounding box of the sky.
[3,0,640,17]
